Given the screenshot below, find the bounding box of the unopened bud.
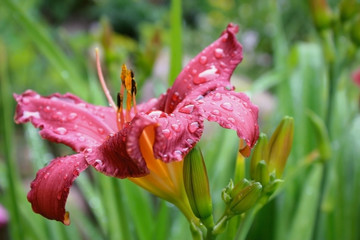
[254,160,270,186]
[250,134,268,180]
[267,116,294,178]
[309,0,333,29]
[229,182,262,215]
[183,146,214,228]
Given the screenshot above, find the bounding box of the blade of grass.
[0,38,24,240]
[168,0,182,85]
[3,0,88,99]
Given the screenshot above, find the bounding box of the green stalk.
[0,40,24,240]
[169,0,182,85]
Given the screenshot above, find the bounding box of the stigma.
[95,49,138,131]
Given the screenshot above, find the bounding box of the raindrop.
[211,109,220,115]
[172,92,180,102]
[227,117,236,123]
[212,93,222,101]
[174,150,182,156]
[222,33,229,42]
[98,128,105,134]
[192,69,197,75]
[220,102,233,111]
[207,115,217,121]
[171,123,180,132]
[199,56,207,65]
[22,98,30,104]
[162,129,171,138]
[63,174,68,180]
[94,159,103,167]
[179,104,194,114]
[186,138,194,145]
[57,192,62,200]
[68,112,78,120]
[44,172,50,179]
[78,136,85,142]
[44,106,51,112]
[214,48,225,59]
[188,122,199,133]
[55,127,67,135]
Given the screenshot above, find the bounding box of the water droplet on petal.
[222,33,229,42]
[211,109,220,115]
[220,102,233,111]
[57,192,62,200]
[44,106,51,112]
[207,115,217,121]
[214,48,225,58]
[55,127,67,135]
[97,128,105,134]
[212,92,222,101]
[186,138,195,145]
[174,150,182,158]
[192,69,197,75]
[188,122,200,133]
[179,104,194,114]
[63,174,68,180]
[227,117,236,123]
[172,92,180,102]
[44,172,50,179]
[162,129,171,138]
[171,123,180,132]
[199,56,207,64]
[23,98,30,104]
[68,112,78,120]
[78,136,85,142]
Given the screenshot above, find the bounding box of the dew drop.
[214,48,225,58]
[199,56,207,64]
[98,128,105,134]
[44,106,51,112]
[227,117,236,123]
[220,102,233,111]
[211,109,220,115]
[63,174,68,180]
[94,159,103,168]
[179,104,194,114]
[207,115,217,121]
[172,92,180,102]
[162,129,171,138]
[186,138,195,145]
[222,33,229,42]
[191,69,197,75]
[212,92,222,101]
[68,112,78,120]
[188,122,199,133]
[57,192,62,200]
[78,136,85,142]
[23,98,30,104]
[55,127,67,135]
[174,150,182,157]
[44,172,50,179]
[171,123,180,132]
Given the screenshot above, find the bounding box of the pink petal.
[84,118,153,178]
[135,106,204,162]
[27,154,88,225]
[14,90,117,152]
[200,89,259,148]
[163,23,243,113]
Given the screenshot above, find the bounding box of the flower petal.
[14,90,117,152]
[199,89,259,148]
[27,154,88,225]
[133,106,204,162]
[84,120,152,178]
[163,23,243,113]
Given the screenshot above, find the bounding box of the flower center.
[95,49,138,131]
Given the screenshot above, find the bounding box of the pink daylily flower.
[14,23,259,225]
[352,68,360,87]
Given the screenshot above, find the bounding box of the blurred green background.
[1,0,360,239]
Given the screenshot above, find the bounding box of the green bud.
[229,181,262,215]
[183,146,214,228]
[264,179,284,196]
[254,160,270,186]
[267,116,294,178]
[308,0,333,30]
[221,179,234,204]
[230,178,251,199]
[306,110,331,160]
[250,134,268,180]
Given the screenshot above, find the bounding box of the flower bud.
[183,146,214,228]
[309,0,333,30]
[250,134,268,180]
[266,116,294,178]
[229,181,262,215]
[254,160,270,186]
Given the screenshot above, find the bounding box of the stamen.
[116,92,124,130]
[95,49,117,111]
